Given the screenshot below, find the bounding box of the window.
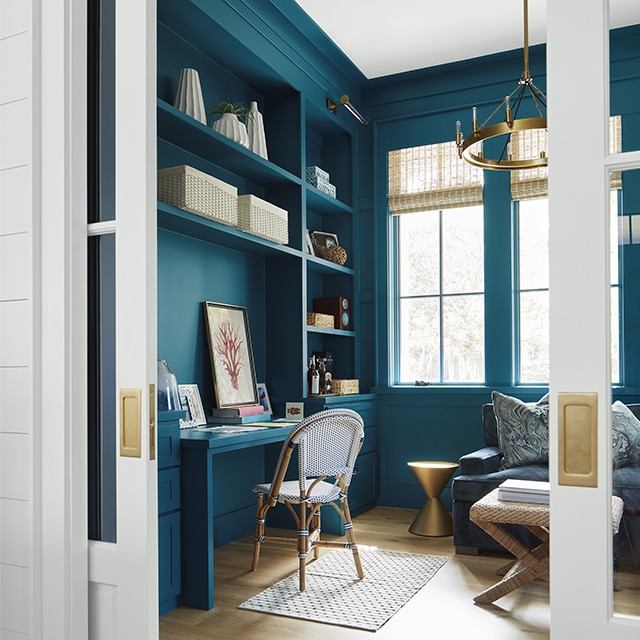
[396,207,484,383]
[516,198,550,383]
[515,192,620,384]
[389,141,484,384]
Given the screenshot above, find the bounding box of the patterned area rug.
[239,548,448,631]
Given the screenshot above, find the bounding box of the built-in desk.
[180,425,294,610]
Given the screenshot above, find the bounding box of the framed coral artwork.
[203,301,259,408]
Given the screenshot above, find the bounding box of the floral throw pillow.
[612,401,640,469]
[492,391,550,470]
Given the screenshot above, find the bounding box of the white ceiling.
[295,0,640,79]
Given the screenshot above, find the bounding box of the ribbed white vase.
[212,112,250,148]
[247,101,268,159]
[173,68,206,125]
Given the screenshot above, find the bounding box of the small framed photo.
[178,384,207,426]
[203,301,259,408]
[310,231,339,258]
[285,402,304,420]
[256,382,272,415]
[305,230,314,255]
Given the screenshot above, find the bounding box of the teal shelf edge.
[305,253,355,276]
[306,325,355,338]
[305,184,355,215]
[157,99,302,186]
[157,201,301,259]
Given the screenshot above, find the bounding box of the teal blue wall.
[157,4,640,513]
[358,27,640,509]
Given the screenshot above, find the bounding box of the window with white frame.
[513,118,621,384]
[389,142,485,383]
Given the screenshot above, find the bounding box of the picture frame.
[256,382,273,415]
[310,231,339,258]
[305,229,314,255]
[203,301,259,408]
[178,384,207,427]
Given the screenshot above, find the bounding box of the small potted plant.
[206,100,250,148]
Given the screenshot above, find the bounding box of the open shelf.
[157,201,300,259]
[157,100,301,187]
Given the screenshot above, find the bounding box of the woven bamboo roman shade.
[388,141,483,214]
[510,116,622,200]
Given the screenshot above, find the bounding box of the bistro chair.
[250,408,365,591]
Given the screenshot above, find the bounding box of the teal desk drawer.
[158,466,180,515]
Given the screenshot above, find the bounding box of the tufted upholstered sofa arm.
[459,446,501,476]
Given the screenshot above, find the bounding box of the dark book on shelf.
[210,404,265,418]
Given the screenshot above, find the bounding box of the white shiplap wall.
[0,0,34,637]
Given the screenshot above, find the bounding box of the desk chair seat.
[251,408,365,591]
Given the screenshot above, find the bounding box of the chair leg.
[251,494,267,571]
[298,502,309,591]
[312,507,321,560]
[341,497,364,579]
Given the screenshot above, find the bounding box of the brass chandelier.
[455,0,547,170]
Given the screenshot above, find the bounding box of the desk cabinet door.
[158,511,181,611]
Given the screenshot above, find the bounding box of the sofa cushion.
[492,391,549,469]
[612,401,640,468]
[452,465,549,502]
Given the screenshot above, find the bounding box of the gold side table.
[407,461,459,536]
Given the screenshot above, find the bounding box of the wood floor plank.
[159,506,638,639]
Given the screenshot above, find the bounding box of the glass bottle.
[307,355,320,396]
[157,359,180,411]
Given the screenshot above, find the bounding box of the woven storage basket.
[237,194,288,244]
[307,312,334,328]
[158,165,238,227]
[332,379,359,395]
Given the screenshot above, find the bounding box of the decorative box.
[307,312,334,328]
[306,175,337,198]
[332,379,359,395]
[305,165,330,182]
[237,194,289,244]
[157,165,238,227]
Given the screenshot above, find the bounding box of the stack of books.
[209,404,269,424]
[498,479,550,504]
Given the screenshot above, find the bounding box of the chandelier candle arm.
[455,0,547,171]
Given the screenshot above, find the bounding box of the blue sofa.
[452,401,640,571]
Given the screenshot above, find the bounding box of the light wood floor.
[160,506,640,639]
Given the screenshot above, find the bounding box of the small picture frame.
[285,402,304,420]
[178,384,207,426]
[310,231,339,258]
[305,230,314,255]
[256,382,272,415]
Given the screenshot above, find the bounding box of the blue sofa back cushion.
[492,391,549,470]
[484,397,640,470]
[612,401,640,468]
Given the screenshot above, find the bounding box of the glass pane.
[442,206,483,294]
[88,233,117,542]
[398,297,440,383]
[398,211,439,296]
[613,168,640,617]
[519,290,549,383]
[518,198,549,290]
[442,294,484,382]
[88,0,115,223]
[610,0,640,154]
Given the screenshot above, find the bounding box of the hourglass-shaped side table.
[407,461,459,536]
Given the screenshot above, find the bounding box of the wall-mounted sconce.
[327,95,369,125]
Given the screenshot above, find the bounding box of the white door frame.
[36,0,90,636]
[35,0,158,637]
[548,0,640,637]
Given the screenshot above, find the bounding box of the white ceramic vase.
[212,112,250,148]
[247,101,268,159]
[173,68,206,125]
